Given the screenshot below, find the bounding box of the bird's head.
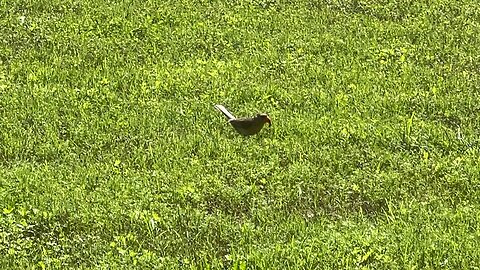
[256,113,271,126]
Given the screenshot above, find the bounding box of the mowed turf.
[1,0,480,268]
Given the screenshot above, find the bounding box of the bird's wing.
[229,118,256,129]
[214,104,236,120]
[230,117,265,136]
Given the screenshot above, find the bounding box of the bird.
[214,104,271,136]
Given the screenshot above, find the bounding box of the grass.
[1,0,480,268]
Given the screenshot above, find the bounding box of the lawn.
[1,0,480,268]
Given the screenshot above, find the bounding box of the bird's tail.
[214,104,236,120]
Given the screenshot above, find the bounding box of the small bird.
[214,104,271,136]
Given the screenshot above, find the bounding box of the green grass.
[1,0,480,268]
